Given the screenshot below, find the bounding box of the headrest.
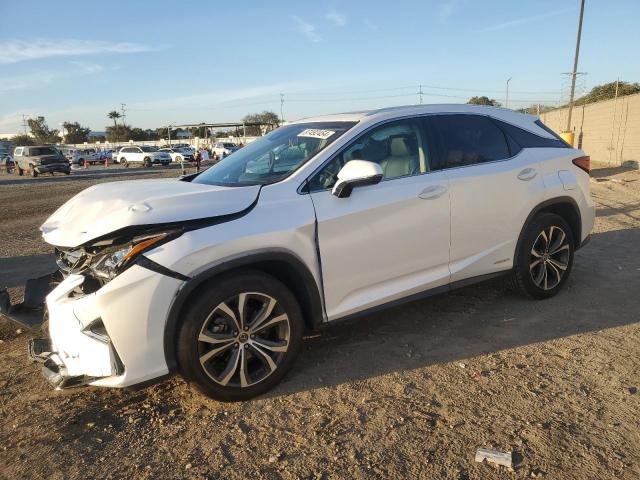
[390,137,410,156]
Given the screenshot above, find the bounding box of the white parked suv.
[117,146,171,167]
[212,142,239,159]
[0,105,595,401]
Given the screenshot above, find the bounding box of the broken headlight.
[89,230,180,281]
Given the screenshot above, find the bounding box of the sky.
[1,0,639,134]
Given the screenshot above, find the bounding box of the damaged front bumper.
[1,264,183,390]
[2,273,123,389]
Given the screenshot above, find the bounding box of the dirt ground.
[0,165,639,479]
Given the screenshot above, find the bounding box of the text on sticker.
[297,129,335,140]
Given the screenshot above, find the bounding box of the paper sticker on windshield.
[297,129,335,140]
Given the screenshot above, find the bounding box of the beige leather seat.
[380,137,417,178]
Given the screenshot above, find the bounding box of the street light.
[505,77,512,109]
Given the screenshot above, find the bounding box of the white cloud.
[477,8,574,33]
[363,18,378,30]
[0,39,154,64]
[0,61,106,94]
[291,16,321,42]
[325,11,347,27]
[438,0,460,24]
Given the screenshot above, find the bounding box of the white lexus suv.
[0,105,595,401]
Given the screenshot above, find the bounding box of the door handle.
[517,168,537,181]
[418,185,448,200]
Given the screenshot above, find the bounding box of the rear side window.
[494,119,570,149]
[14,147,24,156]
[430,114,510,169]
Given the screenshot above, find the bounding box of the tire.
[17,166,24,176]
[177,270,304,401]
[512,213,574,300]
[176,156,182,163]
[121,158,128,168]
[30,166,38,178]
[143,157,152,168]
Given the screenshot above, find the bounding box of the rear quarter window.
[494,119,570,149]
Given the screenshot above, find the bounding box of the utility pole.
[120,103,127,128]
[505,77,512,109]
[565,0,586,133]
[280,94,285,123]
[608,78,620,165]
[418,84,424,104]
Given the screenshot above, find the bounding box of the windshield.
[193,122,356,186]
[30,147,59,156]
[141,146,157,152]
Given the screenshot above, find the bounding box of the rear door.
[308,118,451,320]
[426,114,545,282]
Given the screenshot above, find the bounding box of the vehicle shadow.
[590,164,637,179]
[268,226,640,397]
[0,253,56,288]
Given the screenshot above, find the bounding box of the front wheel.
[143,157,152,168]
[177,271,304,401]
[120,158,128,168]
[512,213,574,299]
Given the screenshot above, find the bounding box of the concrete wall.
[540,93,640,166]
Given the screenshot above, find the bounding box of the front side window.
[308,119,430,192]
[193,122,356,187]
[430,114,510,169]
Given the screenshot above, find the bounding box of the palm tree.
[108,111,121,143]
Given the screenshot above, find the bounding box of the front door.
[308,118,451,320]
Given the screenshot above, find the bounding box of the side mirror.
[331,160,383,198]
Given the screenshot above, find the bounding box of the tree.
[9,134,35,146]
[62,121,91,144]
[575,81,640,106]
[517,105,556,115]
[106,125,132,143]
[467,96,501,107]
[242,111,280,135]
[107,111,121,142]
[27,116,61,143]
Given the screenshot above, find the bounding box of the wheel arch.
[516,196,582,260]
[163,251,324,373]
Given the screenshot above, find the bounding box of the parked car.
[69,148,102,166]
[13,145,70,177]
[159,147,194,163]
[117,146,171,167]
[0,155,14,174]
[212,142,239,159]
[1,105,594,401]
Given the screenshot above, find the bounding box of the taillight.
[572,155,590,174]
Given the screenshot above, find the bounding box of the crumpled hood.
[40,178,260,247]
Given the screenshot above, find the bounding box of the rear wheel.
[177,271,303,401]
[30,165,38,178]
[512,213,574,299]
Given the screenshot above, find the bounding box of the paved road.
[0,164,190,186]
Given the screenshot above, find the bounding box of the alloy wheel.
[529,225,570,290]
[197,292,291,388]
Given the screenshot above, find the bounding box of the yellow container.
[560,131,574,147]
